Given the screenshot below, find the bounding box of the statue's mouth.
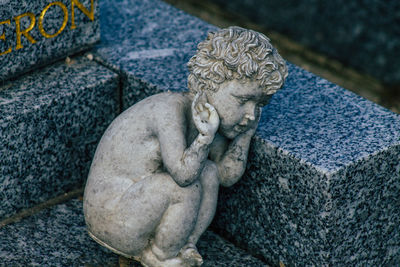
[233,124,248,133]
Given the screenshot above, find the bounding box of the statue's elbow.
[176,179,193,187]
[171,171,198,187]
[219,174,241,187]
[218,166,245,187]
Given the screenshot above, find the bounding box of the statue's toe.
[180,245,203,266]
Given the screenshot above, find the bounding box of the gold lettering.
[71,0,94,30]
[0,20,12,56]
[39,2,68,39]
[14,12,36,50]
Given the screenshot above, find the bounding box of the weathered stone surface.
[0,55,119,220]
[0,198,267,266]
[0,0,99,82]
[208,0,400,85]
[85,24,287,265]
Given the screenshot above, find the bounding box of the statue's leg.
[106,173,179,256]
[187,160,220,245]
[149,177,202,261]
[89,172,201,267]
[171,160,219,266]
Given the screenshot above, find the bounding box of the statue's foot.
[179,244,203,266]
[140,246,184,267]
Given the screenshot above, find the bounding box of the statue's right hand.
[192,92,220,143]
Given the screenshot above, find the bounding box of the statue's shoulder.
[113,91,190,130]
[152,91,189,101]
[145,91,190,109]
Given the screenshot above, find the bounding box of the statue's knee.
[204,160,218,175]
[201,160,220,188]
[173,179,202,204]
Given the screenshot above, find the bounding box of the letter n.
[71,0,94,29]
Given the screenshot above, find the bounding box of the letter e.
[0,20,12,56]
[14,12,37,50]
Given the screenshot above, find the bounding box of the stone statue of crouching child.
[83,26,288,267]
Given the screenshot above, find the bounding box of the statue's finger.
[204,103,214,112]
[192,93,200,110]
[205,103,219,123]
[198,103,204,112]
[204,103,217,117]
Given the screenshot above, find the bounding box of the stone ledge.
[0,197,267,266]
[214,137,400,266]
[212,63,400,265]
[0,55,119,220]
[94,0,217,110]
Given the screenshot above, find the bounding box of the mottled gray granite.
[0,55,119,221]
[0,0,99,82]
[0,198,267,266]
[94,0,217,110]
[212,63,400,266]
[92,0,400,265]
[208,0,400,85]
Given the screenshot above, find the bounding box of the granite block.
[118,50,195,109]
[0,55,119,220]
[208,0,400,85]
[0,198,267,266]
[98,0,216,53]
[212,63,400,266]
[94,0,217,109]
[0,0,100,82]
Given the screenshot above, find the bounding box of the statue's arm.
[216,107,261,187]
[157,94,219,187]
[215,133,253,187]
[158,126,211,187]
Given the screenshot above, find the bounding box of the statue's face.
[206,80,272,139]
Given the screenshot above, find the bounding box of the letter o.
[38,2,68,39]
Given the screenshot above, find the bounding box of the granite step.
[0,54,119,221]
[0,194,267,267]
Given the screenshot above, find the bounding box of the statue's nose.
[245,114,255,121]
[239,113,255,126]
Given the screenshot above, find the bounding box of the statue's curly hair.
[188,26,288,94]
